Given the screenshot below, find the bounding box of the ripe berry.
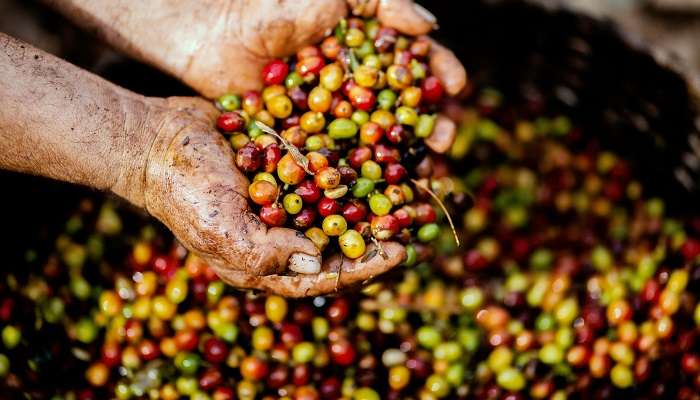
[236,143,263,172]
[293,208,317,230]
[421,76,444,104]
[295,180,322,204]
[248,180,277,206]
[384,163,407,184]
[314,167,341,190]
[263,143,282,173]
[317,197,340,217]
[343,200,368,224]
[277,154,306,185]
[262,59,289,86]
[370,215,399,240]
[259,205,287,227]
[203,337,228,363]
[216,111,245,132]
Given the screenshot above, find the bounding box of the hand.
[43,0,464,294]
[143,97,406,296]
[50,0,467,98]
[175,0,467,99]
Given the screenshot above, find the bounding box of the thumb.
[214,196,322,277]
[253,226,322,275]
[212,241,405,297]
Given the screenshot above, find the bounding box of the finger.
[214,242,405,297]
[376,0,436,36]
[263,227,322,273]
[427,38,467,96]
[215,210,322,277]
[347,0,379,18]
[425,114,456,154]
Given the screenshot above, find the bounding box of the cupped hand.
[143,97,406,297]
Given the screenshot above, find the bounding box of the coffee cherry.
[305,227,330,251]
[218,93,241,111]
[369,193,392,216]
[374,144,400,164]
[348,147,373,169]
[360,122,384,145]
[384,163,407,184]
[217,111,245,132]
[277,154,306,185]
[260,205,287,227]
[203,337,228,363]
[321,37,341,60]
[421,76,444,104]
[248,180,277,206]
[293,208,317,229]
[322,215,347,236]
[314,167,341,189]
[300,111,326,133]
[308,87,333,113]
[295,180,322,204]
[317,197,341,217]
[283,193,303,215]
[297,56,325,77]
[240,357,269,381]
[386,124,407,144]
[242,91,263,115]
[343,200,369,224]
[318,66,344,94]
[386,65,412,90]
[262,59,289,86]
[236,143,263,172]
[263,143,282,173]
[371,215,399,240]
[266,95,293,119]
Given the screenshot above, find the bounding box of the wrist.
[110,96,169,208]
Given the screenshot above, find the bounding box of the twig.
[411,179,461,247]
[370,237,388,260]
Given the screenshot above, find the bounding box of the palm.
[181,0,346,98]
[144,97,405,297]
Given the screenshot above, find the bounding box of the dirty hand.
[0,34,404,297]
[49,0,467,98]
[146,97,407,296]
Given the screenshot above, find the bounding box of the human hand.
[141,97,406,297]
[50,0,467,98]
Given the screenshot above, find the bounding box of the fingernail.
[413,3,437,26]
[289,253,321,274]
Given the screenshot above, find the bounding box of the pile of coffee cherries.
[2,87,700,400]
[214,17,450,270]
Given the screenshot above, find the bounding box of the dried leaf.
[411,178,461,247]
[256,121,314,175]
[335,253,343,291]
[361,248,378,263]
[338,48,353,79]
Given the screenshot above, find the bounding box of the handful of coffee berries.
[215,17,455,273]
